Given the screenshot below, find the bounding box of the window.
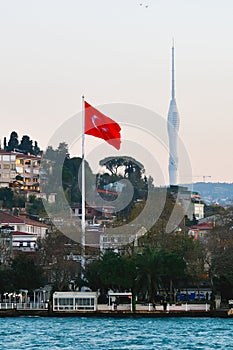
[58,298,73,306]
[75,298,91,306]
[16,159,24,165]
[3,164,10,169]
[16,166,23,173]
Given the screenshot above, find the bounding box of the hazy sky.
[0,0,232,183]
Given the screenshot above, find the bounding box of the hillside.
[182,182,233,206]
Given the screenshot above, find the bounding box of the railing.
[83,303,211,312]
[53,305,96,311]
[17,302,48,310]
[0,303,15,310]
[0,302,211,312]
[0,303,48,310]
[136,303,210,312]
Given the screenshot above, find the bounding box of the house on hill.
[0,211,48,259]
[188,222,213,240]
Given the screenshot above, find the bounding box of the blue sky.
[0,0,232,183]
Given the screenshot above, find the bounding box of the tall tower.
[167,42,180,185]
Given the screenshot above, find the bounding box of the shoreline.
[0,309,230,318]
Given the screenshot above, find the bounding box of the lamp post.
[3,292,8,302]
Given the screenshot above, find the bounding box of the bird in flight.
[139,3,149,8]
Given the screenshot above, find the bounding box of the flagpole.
[81,95,86,274]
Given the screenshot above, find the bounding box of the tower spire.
[172,39,175,100]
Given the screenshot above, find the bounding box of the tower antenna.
[172,39,175,100]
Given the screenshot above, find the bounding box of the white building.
[100,226,147,253]
[0,211,48,254]
[53,291,98,312]
[0,150,41,192]
[12,231,37,252]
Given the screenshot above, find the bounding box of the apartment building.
[0,151,16,187]
[15,153,40,192]
[0,150,41,192]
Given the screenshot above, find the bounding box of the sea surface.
[0,316,232,350]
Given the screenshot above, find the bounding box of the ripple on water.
[0,317,232,350]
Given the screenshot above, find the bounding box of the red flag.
[84,101,121,150]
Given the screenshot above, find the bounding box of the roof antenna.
[172,38,175,100]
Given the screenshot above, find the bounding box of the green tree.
[33,141,41,156]
[98,156,147,200]
[3,137,7,150]
[85,250,137,292]
[134,247,162,302]
[84,259,102,291]
[18,135,33,154]
[27,196,46,217]
[0,267,14,293]
[0,188,14,209]
[11,254,44,291]
[7,131,19,151]
[207,215,233,299]
[134,247,186,303]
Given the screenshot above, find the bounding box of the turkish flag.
[84,101,121,150]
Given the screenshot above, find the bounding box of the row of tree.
[3,131,41,155]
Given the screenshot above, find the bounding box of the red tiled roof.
[0,150,13,155]
[16,153,41,160]
[19,216,48,228]
[190,223,212,230]
[0,211,25,224]
[12,231,36,236]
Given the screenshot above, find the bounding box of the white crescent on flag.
[92,115,109,133]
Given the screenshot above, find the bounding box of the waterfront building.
[53,291,97,312]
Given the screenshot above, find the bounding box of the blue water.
[0,317,232,349]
